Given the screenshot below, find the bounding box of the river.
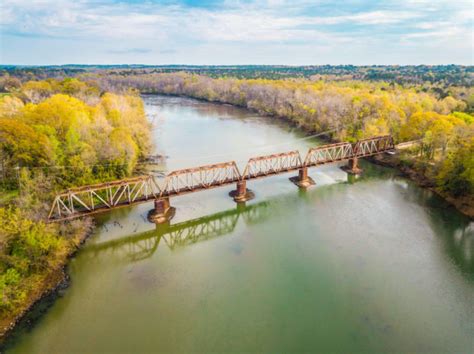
[5,95,474,353]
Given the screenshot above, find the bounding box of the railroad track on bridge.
[48,135,395,222]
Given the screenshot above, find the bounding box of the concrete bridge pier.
[341,157,362,175]
[290,167,316,188]
[148,197,176,224]
[229,180,255,203]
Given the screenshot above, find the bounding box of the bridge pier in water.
[148,197,176,224]
[290,167,316,188]
[229,180,255,203]
[341,157,362,175]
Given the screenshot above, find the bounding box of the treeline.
[3,66,473,113]
[95,72,473,197]
[0,78,151,320]
[2,65,473,86]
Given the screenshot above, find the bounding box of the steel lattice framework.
[353,135,394,157]
[48,175,159,220]
[160,161,240,196]
[304,142,354,166]
[49,135,395,221]
[242,151,303,179]
[304,135,394,166]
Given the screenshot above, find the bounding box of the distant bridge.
[48,135,395,222]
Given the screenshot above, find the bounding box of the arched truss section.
[352,135,394,157]
[242,151,303,179]
[48,175,159,220]
[304,142,353,166]
[303,135,394,167]
[160,161,241,196]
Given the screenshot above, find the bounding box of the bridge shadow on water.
[82,199,273,262]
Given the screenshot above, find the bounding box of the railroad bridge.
[49,135,395,222]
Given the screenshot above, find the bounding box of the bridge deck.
[49,135,394,221]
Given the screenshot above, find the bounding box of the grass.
[0,189,19,206]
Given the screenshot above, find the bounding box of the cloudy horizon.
[0,0,472,65]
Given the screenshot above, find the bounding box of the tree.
[0,96,24,118]
[437,137,474,196]
[21,81,54,103]
[0,118,53,167]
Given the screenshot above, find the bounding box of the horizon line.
[1,63,473,68]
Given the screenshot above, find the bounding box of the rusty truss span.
[49,135,394,221]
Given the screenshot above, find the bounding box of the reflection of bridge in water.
[83,202,271,262]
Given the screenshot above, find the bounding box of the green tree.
[437,137,474,196]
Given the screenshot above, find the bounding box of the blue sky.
[0,0,472,65]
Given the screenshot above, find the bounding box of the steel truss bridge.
[49,135,394,221]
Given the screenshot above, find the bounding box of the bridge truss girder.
[243,150,303,179]
[160,161,240,196]
[48,175,159,220]
[48,135,395,221]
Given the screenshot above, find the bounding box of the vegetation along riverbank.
[0,78,152,342]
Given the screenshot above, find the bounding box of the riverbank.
[370,153,474,218]
[0,219,94,345]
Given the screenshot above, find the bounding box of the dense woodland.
[0,78,151,187]
[0,79,151,320]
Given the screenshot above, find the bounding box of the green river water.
[5,95,474,353]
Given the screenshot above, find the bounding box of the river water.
[6,95,474,353]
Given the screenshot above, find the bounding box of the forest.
[2,64,473,87]
[0,78,151,331]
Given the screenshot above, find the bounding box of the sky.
[0,0,472,65]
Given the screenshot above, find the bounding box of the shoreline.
[0,220,95,347]
[369,154,473,218]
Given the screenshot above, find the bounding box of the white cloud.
[0,0,472,64]
[0,2,426,43]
